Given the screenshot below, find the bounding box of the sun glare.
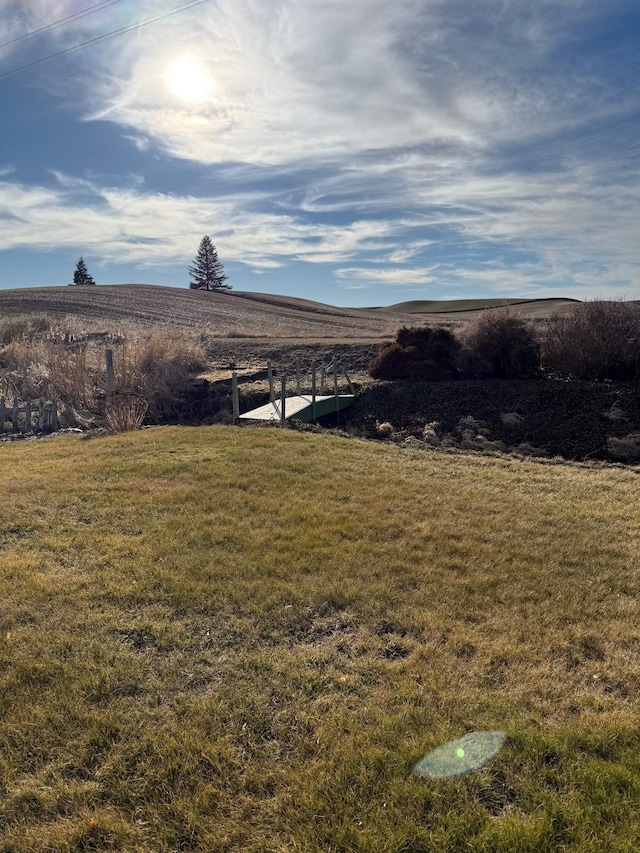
[166,56,214,103]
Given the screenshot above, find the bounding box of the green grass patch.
[0,427,638,851]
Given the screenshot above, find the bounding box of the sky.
[0,0,638,307]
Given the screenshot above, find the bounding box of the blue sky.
[0,0,638,307]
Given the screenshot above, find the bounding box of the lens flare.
[413,731,506,779]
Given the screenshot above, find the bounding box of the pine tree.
[71,257,96,286]
[188,236,230,291]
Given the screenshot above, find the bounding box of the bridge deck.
[239,394,355,423]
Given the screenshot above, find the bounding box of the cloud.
[0,172,415,269]
[336,266,436,286]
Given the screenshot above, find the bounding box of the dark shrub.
[542,300,640,381]
[458,309,540,379]
[369,326,460,380]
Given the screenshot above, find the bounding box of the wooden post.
[320,364,325,395]
[295,359,301,395]
[105,349,114,394]
[0,397,5,433]
[231,371,239,423]
[333,361,339,413]
[311,362,317,421]
[344,369,356,395]
[25,399,32,433]
[51,398,58,430]
[280,373,286,426]
[268,360,274,402]
[12,397,18,433]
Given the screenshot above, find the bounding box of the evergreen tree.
[188,236,230,291]
[71,257,96,286]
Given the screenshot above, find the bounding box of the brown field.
[0,285,579,343]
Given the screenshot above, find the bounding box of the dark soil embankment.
[346,379,640,462]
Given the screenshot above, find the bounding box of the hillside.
[0,285,578,339]
[380,297,580,318]
[0,285,412,340]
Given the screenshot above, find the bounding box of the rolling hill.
[0,285,579,340]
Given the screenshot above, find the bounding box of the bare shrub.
[375,420,394,437]
[457,309,540,378]
[369,326,460,380]
[0,340,27,370]
[45,343,91,406]
[112,334,209,420]
[105,394,149,432]
[500,412,523,426]
[422,421,441,445]
[607,433,640,463]
[542,300,640,381]
[604,405,627,423]
[0,313,54,345]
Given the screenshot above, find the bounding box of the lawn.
[0,427,638,851]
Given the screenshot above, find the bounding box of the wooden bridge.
[234,359,356,425]
[239,393,354,423]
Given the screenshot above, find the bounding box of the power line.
[0,1,124,50]
[0,0,213,80]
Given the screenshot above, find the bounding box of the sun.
[165,56,214,103]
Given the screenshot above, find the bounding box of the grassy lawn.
[0,427,638,852]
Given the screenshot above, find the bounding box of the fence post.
[280,373,287,426]
[232,371,239,423]
[105,348,114,394]
[51,398,58,431]
[12,397,19,433]
[344,369,356,395]
[268,361,275,402]
[26,399,32,433]
[295,359,301,395]
[320,364,325,395]
[311,362,317,421]
[0,397,5,433]
[333,361,339,419]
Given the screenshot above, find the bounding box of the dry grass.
[105,394,149,432]
[0,317,209,427]
[0,427,638,851]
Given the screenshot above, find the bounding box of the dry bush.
[0,313,54,345]
[369,326,460,380]
[542,300,640,381]
[112,334,209,420]
[607,433,640,463]
[44,343,92,406]
[457,308,540,378]
[422,421,441,445]
[0,340,28,370]
[105,394,149,432]
[500,412,524,426]
[375,420,395,437]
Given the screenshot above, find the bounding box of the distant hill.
[379,297,580,317]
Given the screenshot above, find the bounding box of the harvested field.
[0,285,578,342]
[0,285,414,340]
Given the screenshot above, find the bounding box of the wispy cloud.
[336,267,436,286]
[0,172,414,269]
